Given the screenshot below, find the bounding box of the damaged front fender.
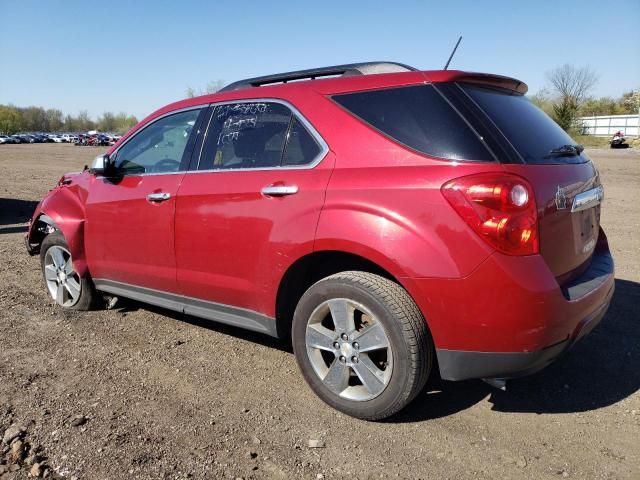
[25,185,88,277]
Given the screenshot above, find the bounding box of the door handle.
[261,185,299,197]
[147,192,171,202]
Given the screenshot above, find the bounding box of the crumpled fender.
[28,186,88,277]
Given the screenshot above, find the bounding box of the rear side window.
[461,84,589,164]
[282,117,321,166]
[333,85,494,162]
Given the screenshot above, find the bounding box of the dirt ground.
[0,144,638,480]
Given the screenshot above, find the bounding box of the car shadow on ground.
[114,278,639,421]
[391,278,640,422]
[0,198,38,233]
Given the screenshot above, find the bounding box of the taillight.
[441,173,538,256]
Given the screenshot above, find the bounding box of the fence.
[578,114,640,137]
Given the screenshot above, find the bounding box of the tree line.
[529,64,639,132]
[0,104,138,135]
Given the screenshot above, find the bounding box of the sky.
[1,0,638,120]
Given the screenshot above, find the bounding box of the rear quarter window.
[332,85,494,162]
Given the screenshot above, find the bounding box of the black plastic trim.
[561,251,614,301]
[94,279,278,337]
[219,61,417,92]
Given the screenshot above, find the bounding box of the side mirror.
[89,154,111,175]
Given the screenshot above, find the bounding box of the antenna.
[443,36,462,70]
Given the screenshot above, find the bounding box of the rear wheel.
[40,231,96,310]
[292,271,433,420]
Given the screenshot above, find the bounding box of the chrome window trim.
[190,97,329,174]
[109,105,206,177]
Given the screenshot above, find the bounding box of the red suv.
[26,62,614,420]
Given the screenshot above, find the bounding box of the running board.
[94,279,278,337]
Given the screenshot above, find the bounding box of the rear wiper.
[548,144,584,156]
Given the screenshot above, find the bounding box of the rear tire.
[292,271,433,420]
[40,231,97,310]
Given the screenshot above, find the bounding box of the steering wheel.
[154,158,180,173]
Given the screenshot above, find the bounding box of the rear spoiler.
[425,71,528,95]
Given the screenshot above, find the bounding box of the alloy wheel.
[44,246,82,307]
[305,298,393,401]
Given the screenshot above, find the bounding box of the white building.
[578,114,639,137]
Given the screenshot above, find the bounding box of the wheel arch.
[29,189,88,276]
[275,249,422,340]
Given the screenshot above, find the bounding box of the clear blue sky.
[1,0,638,120]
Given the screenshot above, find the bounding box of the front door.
[85,107,204,292]
[175,100,333,316]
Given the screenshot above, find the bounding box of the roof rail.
[218,61,417,92]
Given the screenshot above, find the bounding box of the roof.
[115,64,527,151]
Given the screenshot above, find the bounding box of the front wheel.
[40,231,97,310]
[292,271,433,420]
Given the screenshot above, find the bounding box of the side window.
[282,117,321,166]
[333,85,493,162]
[199,102,291,170]
[114,109,201,175]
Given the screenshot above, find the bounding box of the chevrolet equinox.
[26,62,614,420]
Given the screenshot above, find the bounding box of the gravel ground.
[0,144,638,480]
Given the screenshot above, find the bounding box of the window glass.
[333,85,493,162]
[199,102,292,170]
[282,117,321,166]
[461,84,589,164]
[114,109,200,175]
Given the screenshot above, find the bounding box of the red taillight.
[441,173,539,256]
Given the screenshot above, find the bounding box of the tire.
[292,271,433,420]
[40,231,97,310]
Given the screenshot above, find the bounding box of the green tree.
[97,112,117,132]
[46,108,64,132]
[113,112,138,134]
[21,106,48,131]
[0,105,24,134]
[185,79,225,98]
[76,110,95,131]
[620,90,640,114]
[547,64,598,132]
[64,114,79,131]
[529,88,554,116]
[553,98,578,132]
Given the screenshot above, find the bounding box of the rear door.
[457,83,603,278]
[175,100,333,316]
[85,107,204,292]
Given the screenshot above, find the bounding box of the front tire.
[292,271,433,420]
[40,231,96,310]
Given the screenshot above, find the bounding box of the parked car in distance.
[26,62,614,420]
[15,134,34,143]
[0,135,17,144]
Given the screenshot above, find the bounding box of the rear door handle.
[261,185,299,197]
[147,192,171,202]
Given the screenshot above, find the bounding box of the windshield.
[460,83,590,165]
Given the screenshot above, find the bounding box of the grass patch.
[573,135,610,148]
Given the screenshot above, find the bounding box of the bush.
[552,98,578,132]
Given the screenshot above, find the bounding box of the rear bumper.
[436,287,612,380]
[405,248,615,381]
